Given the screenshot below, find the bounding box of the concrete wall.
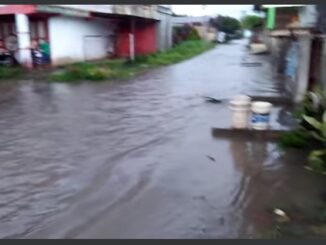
[283,36,312,103]
[294,36,312,103]
[299,5,317,27]
[156,10,172,51]
[172,16,210,26]
[321,40,326,90]
[48,16,116,65]
[193,26,217,41]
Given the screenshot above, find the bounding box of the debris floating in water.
[274,209,286,217]
[206,155,216,162]
[274,208,290,223]
[203,96,222,104]
[240,62,263,67]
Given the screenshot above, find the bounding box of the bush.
[279,130,312,149]
[242,15,264,30]
[85,67,115,81]
[0,67,23,80]
[281,87,326,172]
[134,55,150,63]
[173,24,202,45]
[188,28,201,40]
[51,64,116,81]
[50,40,215,82]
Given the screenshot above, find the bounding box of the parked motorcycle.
[0,50,15,67]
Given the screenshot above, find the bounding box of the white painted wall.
[15,14,32,68]
[48,16,117,65]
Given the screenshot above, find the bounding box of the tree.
[210,15,241,34]
[241,15,264,30]
[172,24,201,45]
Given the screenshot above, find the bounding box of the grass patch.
[50,40,215,82]
[142,40,215,66]
[0,67,23,80]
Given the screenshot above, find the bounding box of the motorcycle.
[0,50,16,67]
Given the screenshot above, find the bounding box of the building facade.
[261,5,318,103]
[0,4,173,67]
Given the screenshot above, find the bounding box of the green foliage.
[297,87,326,124]
[145,40,214,65]
[51,63,116,82]
[279,130,312,149]
[133,55,150,63]
[173,24,201,45]
[210,15,241,34]
[51,40,215,82]
[242,15,264,30]
[0,67,23,80]
[280,87,326,172]
[308,149,326,172]
[302,112,326,172]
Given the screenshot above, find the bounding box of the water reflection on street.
[0,40,325,238]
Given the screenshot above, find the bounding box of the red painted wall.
[134,20,156,55]
[116,22,131,57]
[116,19,156,58]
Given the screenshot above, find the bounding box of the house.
[172,16,217,42]
[0,4,173,67]
[259,5,318,103]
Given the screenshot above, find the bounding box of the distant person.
[30,39,42,68]
[217,32,226,43]
[40,39,50,66]
[0,40,15,66]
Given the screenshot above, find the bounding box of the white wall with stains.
[48,16,117,66]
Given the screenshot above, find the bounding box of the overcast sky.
[171,5,255,19]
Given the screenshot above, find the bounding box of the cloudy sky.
[171,5,255,19]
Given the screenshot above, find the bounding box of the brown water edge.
[209,127,326,239]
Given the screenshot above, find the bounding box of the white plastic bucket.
[251,101,273,130]
[229,95,251,129]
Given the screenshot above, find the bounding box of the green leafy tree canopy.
[241,15,264,30]
[209,15,241,34]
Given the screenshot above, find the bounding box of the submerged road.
[0,40,325,238]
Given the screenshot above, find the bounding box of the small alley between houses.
[1,39,326,238]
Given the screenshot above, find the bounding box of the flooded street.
[0,40,325,238]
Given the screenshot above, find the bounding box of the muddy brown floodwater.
[0,40,326,238]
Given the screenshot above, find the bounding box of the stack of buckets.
[229,95,272,130]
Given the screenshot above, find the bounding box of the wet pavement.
[0,40,326,238]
